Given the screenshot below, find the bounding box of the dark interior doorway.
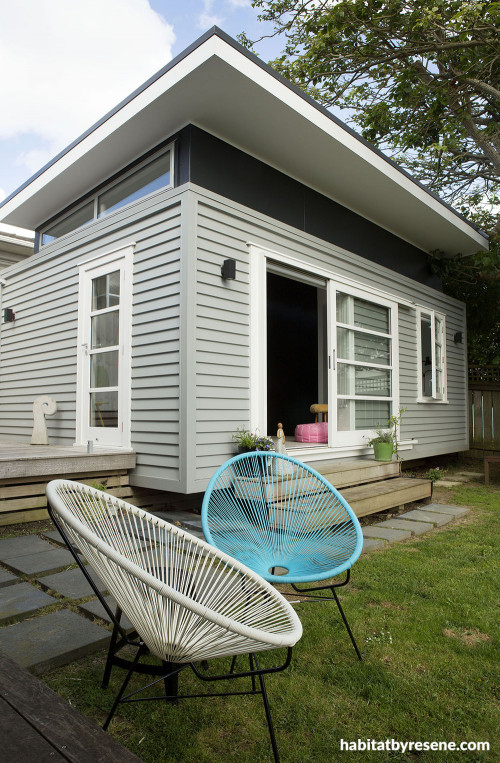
[266,272,319,437]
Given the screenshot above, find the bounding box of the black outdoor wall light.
[454,331,463,344]
[3,308,15,323]
[221,258,236,280]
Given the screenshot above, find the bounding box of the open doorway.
[266,270,327,444]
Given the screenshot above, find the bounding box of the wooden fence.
[468,366,500,455]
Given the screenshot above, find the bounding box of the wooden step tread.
[313,458,400,489]
[340,477,432,518]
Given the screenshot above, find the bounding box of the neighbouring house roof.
[0,225,34,271]
[0,28,488,256]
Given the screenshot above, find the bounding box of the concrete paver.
[37,566,108,599]
[2,547,74,576]
[398,509,452,527]
[0,609,111,674]
[361,538,386,553]
[78,596,134,631]
[422,504,469,517]
[363,526,412,542]
[0,568,18,588]
[0,582,56,625]
[376,518,432,536]
[0,535,56,559]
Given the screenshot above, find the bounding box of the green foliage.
[425,466,447,482]
[241,1,500,363]
[367,428,394,446]
[232,426,275,450]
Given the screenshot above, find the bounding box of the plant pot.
[373,442,394,461]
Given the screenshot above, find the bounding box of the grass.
[41,480,500,762]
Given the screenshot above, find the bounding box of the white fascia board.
[0,40,219,228]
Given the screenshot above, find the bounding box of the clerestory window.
[41,145,174,246]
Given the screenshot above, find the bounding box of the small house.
[0,28,488,497]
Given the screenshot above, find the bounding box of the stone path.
[0,503,468,674]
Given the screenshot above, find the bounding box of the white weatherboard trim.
[249,244,403,458]
[75,244,133,448]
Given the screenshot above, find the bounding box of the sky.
[0,0,282,233]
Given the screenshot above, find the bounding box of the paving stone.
[78,596,134,631]
[0,582,56,625]
[377,518,432,536]
[0,609,111,674]
[437,480,463,487]
[0,535,55,560]
[363,525,412,542]
[422,503,469,517]
[2,547,74,576]
[398,509,452,527]
[0,568,18,588]
[37,566,108,599]
[361,538,386,553]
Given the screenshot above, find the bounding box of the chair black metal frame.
[47,479,303,762]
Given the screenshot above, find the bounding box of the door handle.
[331,349,336,370]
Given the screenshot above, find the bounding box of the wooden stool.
[310,404,328,423]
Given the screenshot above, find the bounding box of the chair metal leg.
[331,586,362,661]
[162,661,179,703]
[252,653,280,763]
[103,644,145,730]
[102,607,123,689]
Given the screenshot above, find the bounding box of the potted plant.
[232,427,275,452]
[367,429,395,461]
[367,408,406,461]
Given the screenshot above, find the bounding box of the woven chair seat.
[46,480,302,664]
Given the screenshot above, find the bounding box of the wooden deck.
[0,442,137,526]
[0,649,142,761]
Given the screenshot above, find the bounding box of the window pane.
[338,364,391,396]
[43,201,94,243]
[91,312,119,349]
[92,271,120,311]
[98,151,171,217]
[421,316,433,396]
[337,327,391,365]
[90,391,118,428]
[337,292,390,333]
[337,399,390,431]
[90,351,118,388]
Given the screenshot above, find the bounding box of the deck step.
[340,477,432,518]
[312,458,400,489]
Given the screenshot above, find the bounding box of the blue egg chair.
[202,451,363,659]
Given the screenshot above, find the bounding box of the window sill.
[416,397,449,404]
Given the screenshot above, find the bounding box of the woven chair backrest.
[202,452,363,583]
[46,480,302,662]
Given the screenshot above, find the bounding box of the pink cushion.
[294,422,328,443]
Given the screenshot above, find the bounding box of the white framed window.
[41,144,174,246]
[417,308,447,401]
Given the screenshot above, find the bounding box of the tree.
[240,0,500,361]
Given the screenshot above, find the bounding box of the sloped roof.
[0,28,487,255]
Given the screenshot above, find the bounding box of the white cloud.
[226,0,251,7]
[0,0,175,152]
[198,0,224,29]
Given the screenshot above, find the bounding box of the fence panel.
[468,388,500,451]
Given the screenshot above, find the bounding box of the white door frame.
[75,245,133,448]
[249,244,400,452]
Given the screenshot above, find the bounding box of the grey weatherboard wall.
[186,184,467,492]
[0,186,185,492]
[0,131,468,494]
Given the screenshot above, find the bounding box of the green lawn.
[44,482,500,762]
